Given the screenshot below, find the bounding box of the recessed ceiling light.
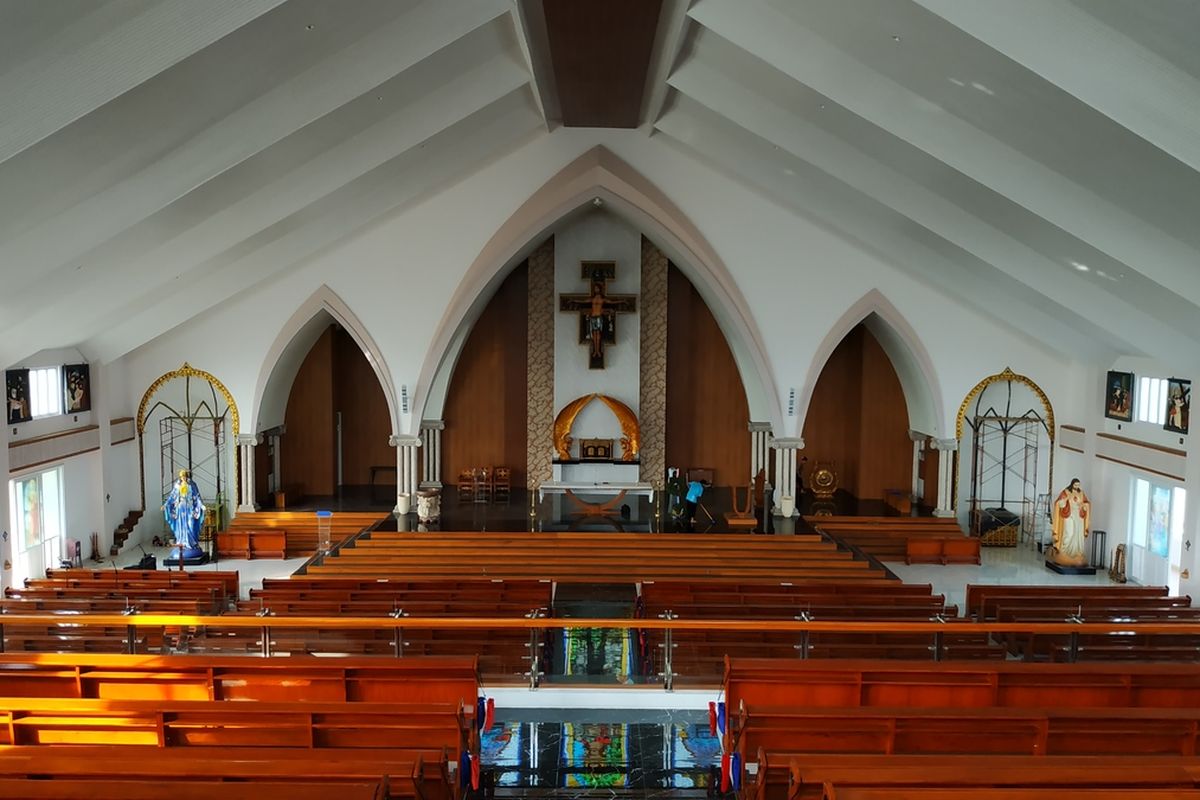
[818,103,826,110]
[891,35,902,42]
[971,81,995,96]
[948,77,965,87]
[1069,260,1089,272]
[305,23,315,30]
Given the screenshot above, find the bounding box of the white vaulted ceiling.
[1,0,1199,371]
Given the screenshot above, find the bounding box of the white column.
[236,433,261,513]
[390,435,422,513]
[909,430,927,503]
[749,422,772,484]
[420,420,444,488]
[770,437,805,516]
[932,437,958,518]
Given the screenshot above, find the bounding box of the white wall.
[553,208,641,448]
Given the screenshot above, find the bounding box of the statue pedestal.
[1045,559,1097,576]
[165,550,210,567]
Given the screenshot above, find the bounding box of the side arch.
[798,289,944,438]
[413,146,781,432]
[251,285,398,436]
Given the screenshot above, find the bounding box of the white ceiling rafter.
[687,0,1200,310]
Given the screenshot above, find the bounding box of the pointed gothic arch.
[252,285,398,436]
[414,146,781,432]
[798,289,944,438]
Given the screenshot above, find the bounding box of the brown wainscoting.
[334,327,393,487]
[282,326,336,497]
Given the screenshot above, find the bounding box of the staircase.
[111,509,144,554]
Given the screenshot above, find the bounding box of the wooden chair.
[457,470,474,503]
[492,467,511,503]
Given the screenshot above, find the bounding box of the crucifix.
[558,261,637,369]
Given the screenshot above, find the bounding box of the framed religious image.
[63,363,91,413]
[6,369,31,424]
[1104,370,1134,422]
[1163,378,1190,434]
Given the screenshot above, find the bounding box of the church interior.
[3,0,1200,797]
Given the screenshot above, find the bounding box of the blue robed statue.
[164,469,206,559]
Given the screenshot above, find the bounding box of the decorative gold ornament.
[137,362,240,437]
[811,463,838,499]
[552,393,640,461]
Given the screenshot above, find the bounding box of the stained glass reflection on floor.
[483,716,721,793]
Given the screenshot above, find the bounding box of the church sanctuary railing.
[2,613,1200,688]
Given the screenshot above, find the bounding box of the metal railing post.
[391,609,408,658]
[524,608,546,689]
[659,610,678,690]
[794,611,813,660]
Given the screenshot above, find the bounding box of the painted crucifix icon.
[558,261,637,369]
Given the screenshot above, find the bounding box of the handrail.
[2,612,1200,635]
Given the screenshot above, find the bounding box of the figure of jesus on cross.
[559,261,637,370]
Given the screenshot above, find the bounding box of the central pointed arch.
[252,285,398,436]
[412,146,781,432]
[799,289,943,438]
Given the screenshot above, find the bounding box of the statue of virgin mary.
[164,469,206,559]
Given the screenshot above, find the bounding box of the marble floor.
[111,543,306,600]
[889,542,1119,613]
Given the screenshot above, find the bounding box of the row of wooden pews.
[306,532,896,582]
[222,510,388,558]
[967,583,1200,662]
[807,516,980,565]
[637,582,1002,681]
[727,656,1200,800]
[2,569,240,653]
[191,577,553,676]
[0,653,479,800]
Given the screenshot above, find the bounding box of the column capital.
[236,433,261,446]
[748,421,773,433]
[420,419,446,431]
[908,429,929,443]
[932,437,959,451]
[771,437,805,451]
[389,434,422,448]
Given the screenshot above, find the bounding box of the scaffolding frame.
[965,380,1051,547]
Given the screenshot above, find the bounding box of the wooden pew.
[966,584,1175,620]
[0,653,479,704]
[0,777,386,800]
[0,748,441,800]
[217,528,287,559]
[747,752,1200,800]
[724,658,1200,711]
[228,512,387,556]
[735,706,1200,758]
[42,568,240,601]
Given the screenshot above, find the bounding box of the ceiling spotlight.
[948,77,965,87]
[971,81,995,96]
[305,23,315,30]
[891,35,902,42]
[1069,260,1089,272]
[592,197,603,208]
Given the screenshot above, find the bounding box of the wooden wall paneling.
[254,437,271,508]
[802,328,864,496]
[333,327,393,487]
[857,330,913,500]
[665,265,750,487]
[921,439,940,509]
[801,324,913,501]
[281,326,335,497]
[442,264,529,488]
